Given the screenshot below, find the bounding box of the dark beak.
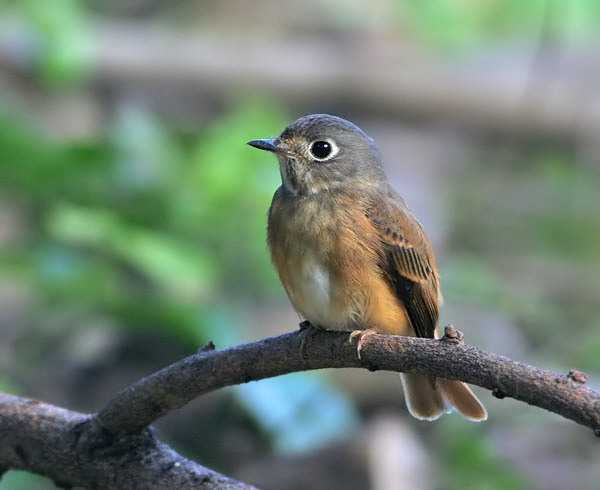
[247,138,292,155]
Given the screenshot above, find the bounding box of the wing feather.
[366,198,440,339]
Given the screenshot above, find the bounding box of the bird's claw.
[348,329,376,360]
[298,321,319,361]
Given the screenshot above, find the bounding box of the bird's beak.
[247,138,293,156]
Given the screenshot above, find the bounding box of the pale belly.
[283,250,355,330]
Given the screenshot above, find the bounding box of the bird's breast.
[268,192,360,329]
[268,190,414,335]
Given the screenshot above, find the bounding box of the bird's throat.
[280,161,301,195]
[280,161,330,196]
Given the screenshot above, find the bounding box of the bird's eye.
[309,140,334,160]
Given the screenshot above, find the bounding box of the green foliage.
[0,96,285,334]
[403,0,600,52]
[442,254,512,311]
[2,0,91,84]
[448,144,600,263]
[171,100,284,297]
[436,422,530,490]
[445,144,600,366]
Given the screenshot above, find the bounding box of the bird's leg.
[297,320,321,361]
[348,328,377,360]
[298,320,312,331]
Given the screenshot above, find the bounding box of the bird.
[248,114,487,421]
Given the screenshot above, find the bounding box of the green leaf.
[46,204,215,300]
[21,0,92,84]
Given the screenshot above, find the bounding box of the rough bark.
[0,394,255,489]
[1,326,598,489]
[95,326,600,435]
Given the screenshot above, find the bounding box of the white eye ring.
[308,139,339,161]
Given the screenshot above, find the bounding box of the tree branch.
[1,325,599,489]
[0,393,256,489]
[95,325,600,435]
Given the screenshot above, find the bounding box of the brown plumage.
[249,114,486,421]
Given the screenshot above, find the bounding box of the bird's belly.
[285,250,353,329]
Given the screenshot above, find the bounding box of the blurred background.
[1,1,599,489]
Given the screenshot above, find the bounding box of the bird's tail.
[400,373,487,421]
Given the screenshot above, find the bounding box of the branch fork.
[1,325,599,489]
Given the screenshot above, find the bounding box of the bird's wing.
[365,197,440,338]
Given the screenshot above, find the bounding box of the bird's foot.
[298,320,320,361]
[348,328,377,360]
[298,320,312,331]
